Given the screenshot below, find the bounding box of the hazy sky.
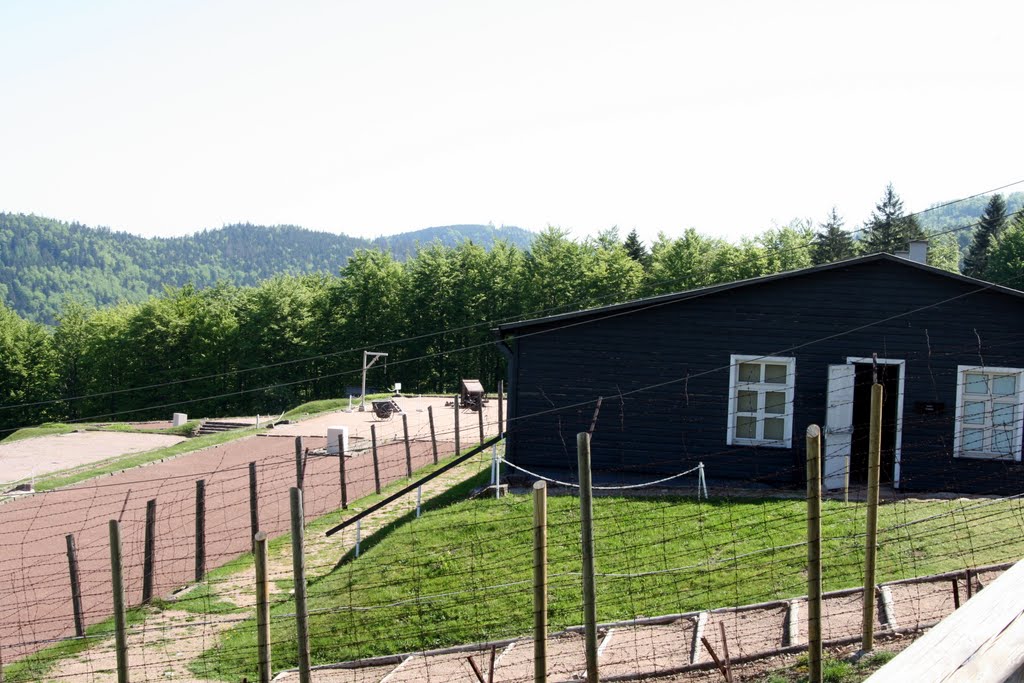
[1,1,1022,245]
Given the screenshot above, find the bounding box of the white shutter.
[824,364,856,490]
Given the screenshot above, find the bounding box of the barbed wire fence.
[0,374,1021,683]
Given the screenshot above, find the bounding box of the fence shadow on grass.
[319,466,492,581]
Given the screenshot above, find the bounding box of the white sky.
[1,0,1022,246]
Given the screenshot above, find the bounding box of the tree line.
[0,215,534,324]
[2,185,1023,434]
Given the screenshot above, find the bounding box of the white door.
[824,364,856,490]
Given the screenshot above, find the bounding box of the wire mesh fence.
[0,389,1022,683]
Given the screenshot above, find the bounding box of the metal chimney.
[908,239,929,264]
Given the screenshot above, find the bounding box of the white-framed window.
[726,355,796,448]
[954,366,1024,461]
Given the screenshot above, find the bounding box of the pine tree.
[811,207,857,265]
[985,208,1024,285]
[862,184,926,254]
[962,193,1007,278]
[623,228,651,268]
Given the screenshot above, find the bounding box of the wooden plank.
[690,612,707,664]
[865,559,1024,682]
[946,611,1024,682]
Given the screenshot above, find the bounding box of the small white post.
[360,351,368,411]
[355,520,361,558]
[490,447,496,488]
[493,445,501,499]
[416,486,422,518]
[698,463,708,500]
[256,414,261,429]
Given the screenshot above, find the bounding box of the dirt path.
[42,452,492,683]
[0,431,186,486]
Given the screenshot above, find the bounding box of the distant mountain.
[372,224,535,258]
[917,191,1024,250]
[0,214,535,323]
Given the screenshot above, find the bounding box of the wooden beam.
[865,559,1024,681]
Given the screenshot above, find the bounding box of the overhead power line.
[1,179,1021,418]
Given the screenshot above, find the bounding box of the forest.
[1,187,1023,435]
[0,215,534,323]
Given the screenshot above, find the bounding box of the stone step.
[197,420,251,435]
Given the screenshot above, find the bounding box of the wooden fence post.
[338,434,348,510]
[806,425,823,683]
[428,405,439,464]
[142,499,156,604]
[249,462,260,550]
[863,383,883,652]
[577,432,599,683]
[65,534,85,637]
[254,531,272,683]
[295,436,305,491]
[195,479,206,582]
[533,480,548,683]
[109,519,130,683]
[371,425,381,494]
[403,413,413,478]
[478,402,485,445]
[498,380,504,437]
[454,395,461,456]
[290,488,312,683]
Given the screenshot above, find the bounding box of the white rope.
[499,458,704,490]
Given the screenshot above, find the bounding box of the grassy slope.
[1,421,199,444]
[195,491,1024,680]
[1,608,148,683]
[280,394,394,421]
[0,423,79,443]
[30,427,265,492]
[4,438,491,682]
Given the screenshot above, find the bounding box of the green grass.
[758,649,899,682]
[280,394,394,420]
[30,427,265,492]
[1,608,148,683]
[94,420,201,437]
[153,581,246,616]
[1,423,79,443]
[185,452,491,680]
[1,420,199,445]
[192,490,1024,681]
[0,443,489,682]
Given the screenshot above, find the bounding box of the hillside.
[0,214,534,323]
[917,191,1024,249]
[373,224,535,258]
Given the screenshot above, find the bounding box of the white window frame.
[953,365,1024,461]
[726,355,796,448]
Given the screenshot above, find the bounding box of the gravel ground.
[0,431,186,486]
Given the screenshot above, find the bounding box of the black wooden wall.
[502,258,1024,494]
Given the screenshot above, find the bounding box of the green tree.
[623,228,651,269]
[50,301,93,420]
[963,193,1007,278]
[811,208,857,265]
[986,210,1024,286]
[862,184,926,254]
[523,227,593,312]
[235,277,316,411]
[585,228,645,304]
[925,231,961,273]
[0,302,56,431]
[754,222,815,274]
[647,229,729,294]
